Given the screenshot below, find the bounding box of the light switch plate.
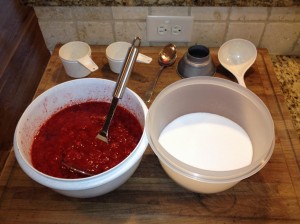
[147,16,193,42]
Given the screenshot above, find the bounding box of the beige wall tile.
[150,6,189,16]
[230,7,268,21]
[33,6,300,54]
[34,7,72,20]
[192,22,227,47]
[226,22,265,45]
[77,22,114,45]
[114,21,149,45]
[148,42,187,47]
[261,23,300,55]
[38,21,77,50]
[73,7,113,20]
[112,7,148,19]
[191,7,229,21]
[269,7,300,21]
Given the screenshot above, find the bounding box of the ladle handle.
[236,76,246,88]
[113,37,141,99]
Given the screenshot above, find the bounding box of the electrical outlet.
[157,24,169,35]
[172,25,182,35]
[147,16,193,42]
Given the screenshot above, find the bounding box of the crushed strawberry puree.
[31,101,143,179]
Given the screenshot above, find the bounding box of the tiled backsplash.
[34,6,300,55]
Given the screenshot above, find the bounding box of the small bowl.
[177,45,215,78]
[13,78,148,198]
[146,77,275,193]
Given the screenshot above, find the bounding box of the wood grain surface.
[0,0,50,171]
[0,46,299,223]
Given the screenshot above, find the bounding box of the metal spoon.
[145,43,177,102]
[62,161,94,176]
[96,37,141,143]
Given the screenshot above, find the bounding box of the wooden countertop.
[1,46,300,223]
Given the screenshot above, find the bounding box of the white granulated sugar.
[159,113,253,171]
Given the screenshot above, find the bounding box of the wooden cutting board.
[0,46,299,223]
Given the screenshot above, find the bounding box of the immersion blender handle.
[113,37,141,99]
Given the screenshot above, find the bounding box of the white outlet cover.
[147,16,193,42]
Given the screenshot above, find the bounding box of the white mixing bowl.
[14,78,148,198]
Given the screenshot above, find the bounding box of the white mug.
[59,41,98,78]
[106,41,152,74]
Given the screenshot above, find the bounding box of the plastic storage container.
[146,76,275,193]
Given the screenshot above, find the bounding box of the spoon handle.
[145,65,165,103]
[114,37,141,98]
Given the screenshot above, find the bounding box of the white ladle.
[218,39,257,87]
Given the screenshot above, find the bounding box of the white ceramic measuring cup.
[218,39,257,87]
[106,41,152,74]
[59,41,99,78]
